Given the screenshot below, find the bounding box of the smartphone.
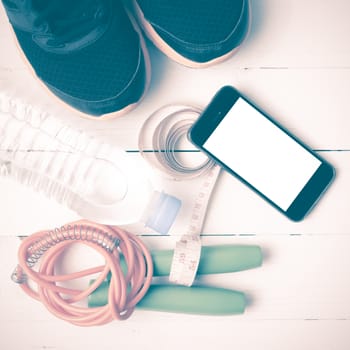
[189,86,335,221]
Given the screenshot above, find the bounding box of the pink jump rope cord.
[14,220,153,326]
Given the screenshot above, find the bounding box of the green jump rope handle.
[88,245,262,315]
[90,282,246,315]
[152,245,263,276]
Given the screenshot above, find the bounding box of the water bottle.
[0,92,181,234]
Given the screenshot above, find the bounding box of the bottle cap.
[143,191,181,234]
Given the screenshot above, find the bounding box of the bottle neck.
[142,191,181,235]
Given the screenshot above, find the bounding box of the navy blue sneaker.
[1,0,150,118]
[131,0,250,67]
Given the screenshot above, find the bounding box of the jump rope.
[10,105,262,325]
[12,221,153,325]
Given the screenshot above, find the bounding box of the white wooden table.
[1,1,350,349]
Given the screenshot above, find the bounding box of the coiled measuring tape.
[139,105,220,286]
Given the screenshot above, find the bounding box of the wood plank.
[3,234,350,321]
[1,65,349,150]
[1,318,349,350]
[2,0,350,69]
[2,234,350,349]
[0,151,347,236]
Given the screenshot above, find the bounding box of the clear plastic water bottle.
[0,92,181,234]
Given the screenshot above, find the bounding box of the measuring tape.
[139,105,220,286]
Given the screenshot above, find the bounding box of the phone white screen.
[203,98,321,211]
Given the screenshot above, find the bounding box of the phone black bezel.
[188,85,335,221]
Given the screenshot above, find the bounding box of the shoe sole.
[5,8,151,120]
[131,0,251,68]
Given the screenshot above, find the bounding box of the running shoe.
[1,0,150,118]
[131,0,250,68]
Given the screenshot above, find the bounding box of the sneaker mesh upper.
[136,0,249,63]
[3,0,147,115]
